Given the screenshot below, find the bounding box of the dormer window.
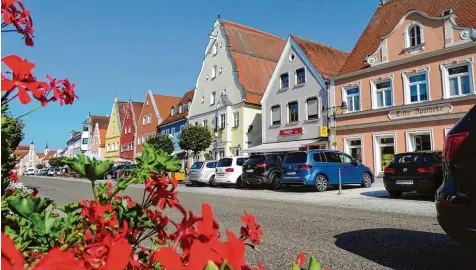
[170,107,175,116]
[188,100,192,109]
[179,104,183,114]
[409,25,422,47]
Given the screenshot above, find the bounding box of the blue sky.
[3,0,378,150]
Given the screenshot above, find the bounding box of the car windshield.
[247,155,266,164]
[55,168,61,172]
[391,153,440,165]
[205,162,217,168]
[217,158,233,167]
[190,162,204,169]
[283,152,307,164]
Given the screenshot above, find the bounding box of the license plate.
[396,180,413,185]
[218,173,225,177]
[246,169,254,173]
[287,172,296,175]
[190,171,196,174]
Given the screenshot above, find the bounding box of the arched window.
[408,24,422,47]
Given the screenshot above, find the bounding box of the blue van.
[281,150,374,191]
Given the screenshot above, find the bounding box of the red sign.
[279,127,303,136]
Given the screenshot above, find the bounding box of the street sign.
[320,126,328,137]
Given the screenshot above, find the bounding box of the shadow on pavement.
[274,184,365,193]
[334,228,476,269]
[360,190,434,202]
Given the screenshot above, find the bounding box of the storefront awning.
[242,139,326,154]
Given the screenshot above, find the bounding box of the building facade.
[247,35,348,153]
[90,115,110,158]
[135,91,180,157]
[66,131,82,158]
[188,18,286,160]
[158,89,194,153]
[105,97,128,161]
[331,0,476,176]
[81,114,110,153]
[120,100,143,161]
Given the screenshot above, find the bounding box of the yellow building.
[105,97,128,161]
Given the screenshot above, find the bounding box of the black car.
[104,165,124,180]
[383,151,442,198]
[436,105,476,249]
[120,164,136,178]
[242,154,283,189]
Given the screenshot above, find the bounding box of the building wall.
[158,119,186,153]
[261,43,327,144]
[120,103,136,161]
[136,92,158,156]
[105,98,122,160]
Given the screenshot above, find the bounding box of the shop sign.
[279,127,303,136]
[388,103,452,120]
[319,126,328,137]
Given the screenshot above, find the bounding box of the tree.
[178,125,212,156]
[36,164,44,169]
[146,134,174,154]
[48,157,68,168]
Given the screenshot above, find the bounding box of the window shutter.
[272,106,280,122]
[307,98,318,116]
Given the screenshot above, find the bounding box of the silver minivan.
[188,161,218,186]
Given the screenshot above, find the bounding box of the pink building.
[331,0,476,176]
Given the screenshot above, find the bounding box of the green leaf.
[291,262,301,270]
[30,212,58,236]
[7,196,53,218]
[57,202,81,213]
[308,256,321,270]
[205,261,219,270]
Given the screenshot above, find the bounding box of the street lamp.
[321,101,348,149]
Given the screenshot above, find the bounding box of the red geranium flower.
[240,212,264,245]
[1,232,24,270]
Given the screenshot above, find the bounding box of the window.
[116,142,119,151]
[171,127,175,135]
[296,68,306,84]
[148,114,152,124]
[344,87,360,112]
[374,134,395,173]
[271,105,281,125]
[313,152,324,162]
[236,158,247,166]
[170,107,175,116]
[179,104,183,114]
[188,100,192,109]
[82,138,88,144]
[146,99,149,105]
[83,125,89,131]
[201,96,204,103]
[406,130,432,152]
[212,65,217,79]
[210,92,216,105]
[220,114,226,129]
[407,72,428,103]
[137,137,141,145]
[338,153,353,164]
[213,43,218,55]
[107,144,110,152]
[203,119,208,128]
[306,97,318,120]
[288,101,299,122]
[128,126,132,134]
[374,79,393,108]
[195,122,198,126]
[127,112,130,120]
[344,138,362,163]
[323,152,340,163]
[233,112,239,128]
[408,24,422,47]
[447,64,472,97]
[280,73,289,88]
[142,135,146,143]
[142,116,146,125]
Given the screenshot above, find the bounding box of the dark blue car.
[280,150,374,191]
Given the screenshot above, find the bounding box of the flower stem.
[91,182,97,198]
[16,104,42,119]
[2,93,19,105]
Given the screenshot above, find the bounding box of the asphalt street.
[20,176,476,270]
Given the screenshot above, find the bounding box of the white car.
[215,156,248,187]
[24,167,35,176]
[187,161,218,186]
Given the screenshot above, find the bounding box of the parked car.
[383,151,443,198]
[54,167,62,176]
[119,164,136,178]
[187,161,218,186]
[24,167,35,176]
[215,157,248,187]
[40,169,48,176]
[47,168,56,176]
[280,150,374,192]
[242,154,284,189]
[104,165,124,180]
[436,105,476,249]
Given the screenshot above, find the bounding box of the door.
[338,153,358,184]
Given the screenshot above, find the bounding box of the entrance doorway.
[373,134,396,174]
[406,130,432,152]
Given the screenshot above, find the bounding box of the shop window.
[344,138,362,163]
[406,131,432,152]
[374,135,395,174]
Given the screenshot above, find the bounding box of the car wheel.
[106,174,112,180]
[315,174,328,192]
[361,173,372,188]
[270,174,281,190]
[387,190,402,198]
[236,177,246,189]
[209,175,216,187]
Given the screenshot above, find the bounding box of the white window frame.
[441,59,475,99]
[137,137,141,145]
[148,114,152,124]
[342,84,361,113]
[343,136,364,164]
[270,104,281,126]
[405,129,434,152]
[179,104,183,114]
[171,127,175,135]
[170,107,175,116]
[188,100,192,109]
[405,22,424,48]
[372,132,397,175]
[402,69,431,105]
[295,68,306,85]
[305,96,319,121]
[210,91,216,105]
[142,116,146,125]
[287,100,299,123]
[211,65,217,79]
[444,127,452,137]
[233,111,239,128]
[371,77,394,109]
[219,113,226,129]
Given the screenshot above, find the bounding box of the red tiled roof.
[14,151,28,159]
[159,89,195,126]
[131,101,144,124]
[93,116,110,130]
[291,35,349,79]
[152,94,181,120]
[36,153,45,159]
[43,151,57,160]
[16,145,29,151]
[339,0,476,75]
[221,19,286,105]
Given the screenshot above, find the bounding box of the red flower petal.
[105,239,131,270]
[1,233,24,270]
[152,247,184,270]
[295,252,305,267]
[33,248,85,270]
